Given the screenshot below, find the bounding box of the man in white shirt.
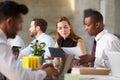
[20,18,55,58]
[79,9,120,68]
[0,1,57,80]
[8,13,25,50]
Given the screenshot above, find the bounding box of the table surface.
[44,74,120,80]
[79,74,120,80]
[70,67,120,80]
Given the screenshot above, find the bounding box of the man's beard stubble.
[30,31,37,38]
[30,32,35,37]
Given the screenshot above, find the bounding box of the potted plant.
[30,40,46,56]
[30,40,46,65]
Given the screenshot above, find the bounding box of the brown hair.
[32,18,47,33]
[56,17,81,41]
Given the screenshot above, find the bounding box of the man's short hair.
[0,1,29,23]
[84,8,103,24]
[33,18,47,33]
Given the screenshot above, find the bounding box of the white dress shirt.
[20,33,55,58]
[7,35,25,50]
[0,29,46,80]
[94,29,120,68]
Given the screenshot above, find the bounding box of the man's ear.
[6,17,13,27]
[96,22,101,29]
[36,26,40,31]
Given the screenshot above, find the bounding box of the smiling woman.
[54,16,86,55]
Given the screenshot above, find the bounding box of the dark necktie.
[91,39,96,57]
[90,39,96,67]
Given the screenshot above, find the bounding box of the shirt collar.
[31,33,45,43]
[36,33,45,40]
[95,29,108,41]
[0,29,7,42]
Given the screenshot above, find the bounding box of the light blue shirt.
[20,33,55,58]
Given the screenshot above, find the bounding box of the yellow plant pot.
[22,56,40,69]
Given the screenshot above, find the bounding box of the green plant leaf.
[40,42,46,48]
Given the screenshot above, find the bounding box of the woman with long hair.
[55,17,86,55]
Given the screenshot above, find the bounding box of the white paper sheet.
[62,47,82,58]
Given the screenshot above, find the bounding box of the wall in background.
[0,0,120,53]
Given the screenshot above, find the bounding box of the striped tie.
[90,39,96,67]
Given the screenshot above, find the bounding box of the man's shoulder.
[36,34,54,44]
[15,35,22,40]
[43,33,51,37]
[42,34,54,40]
[103,32,119,41]
[0,37,7,45]
[104,32,116,38]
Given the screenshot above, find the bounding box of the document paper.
[62,47,82,57]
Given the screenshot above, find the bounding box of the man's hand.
[32,64,58,77]
[44,56,52,61]
[79,54,95,65]
[41,63,53,69]
[43,66,58,77]
[73,58,80,66]
[41,64,58,77]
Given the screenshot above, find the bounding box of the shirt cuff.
[94,57,105,67]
